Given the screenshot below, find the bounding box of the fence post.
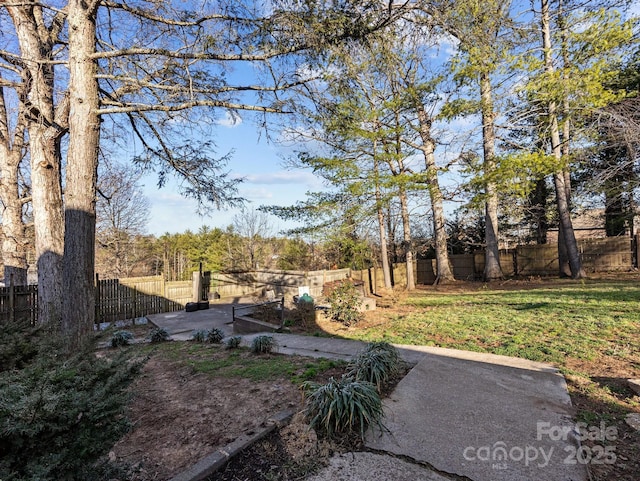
[132,286,138,322]
[9,274,15,323]
[95,274,100,327]
[280,296,285,327]
[192,271,202,302]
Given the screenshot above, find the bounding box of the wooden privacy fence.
[3,235,638,325]
[95,275,191,325]
[0,284,38,325]
[416,235,637,281]
[0,276,192,326]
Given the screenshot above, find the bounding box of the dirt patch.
[212,412,342,481]
[107,339,406,481]
[109,344,332,480]
[564,357,640,481]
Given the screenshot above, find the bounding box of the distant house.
[546,209,609,243]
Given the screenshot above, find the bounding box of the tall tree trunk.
[557,0,572,276]
[540,0,584,279]
[0,91,28,286]
[373,154,392,289]
[398,186,415,290]
[386,205,397,287]
[479,72,503,281]
[63,0,101,345]
[8,6,67,324]
[416,104,454,283]
[530,177,549,244]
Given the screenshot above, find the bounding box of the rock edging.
[168,409,296,481]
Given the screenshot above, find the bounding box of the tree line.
[262,0,639,288]
[0,0,638,347]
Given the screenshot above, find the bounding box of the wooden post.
[9,274,15,323]
[192,271,201,302]
[95,273,100,327]
[280,296,285,328]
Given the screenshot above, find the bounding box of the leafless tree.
[95,160,150,278]
[230,207,273,270]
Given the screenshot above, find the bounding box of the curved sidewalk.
[149,307,589,481]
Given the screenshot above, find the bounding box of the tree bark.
[63,0,101,345]
[373,154,392,289]
[540,0,584,279]
[8,5,67,322]
[557,0,573,277]
[480,72,503,281]
[398,186,415,290]
[0,90,28,286]
[416,104,454,283]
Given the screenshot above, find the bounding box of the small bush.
[303,376,383,438]
[251,302,282,324]
[251,335,276,354]
[327,281,363,326]
[347,342,401,392]
[0,321,40,373]
[294,300,316,326]
[207,328,225,344]
[0,326,145,480]
[192,329,209,342]
[225,336,242,349]
[111,330,134,347]
[148,327,170,343]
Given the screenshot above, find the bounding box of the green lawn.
[336,280,640,480]
[148,340,345,384]
[346,280,640,370]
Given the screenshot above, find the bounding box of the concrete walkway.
[148,305,589,481]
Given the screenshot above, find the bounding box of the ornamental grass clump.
[302,376,384,439]
[192,329,209,342]
[347,342,401,392]
[225,336,242,349]
[148,327,170,343]
[110,330,134,347]
[251,335,276,354]
[207,328,225,344]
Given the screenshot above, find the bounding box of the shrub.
[326,281,363,326]
[225,336,242,349]
[347,342,401,392]
[302,376,383,438]
[0,321,40,373]
[251,302,282,324]
[0,327,145,480]
[192,329,209,342]
[148,327,170,343]
[207,328,225,344]
[111,330,134,347]
[294,300,316,326]
[251,335,276,354]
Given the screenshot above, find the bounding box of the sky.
[139,117,323,236]
[135,1,640,238]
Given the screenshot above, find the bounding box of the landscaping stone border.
[168,409,295,481]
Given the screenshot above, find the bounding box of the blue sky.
[137,2,640,238]
[140,118,322,236]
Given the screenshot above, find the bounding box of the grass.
[344,281,640,367]
[145,341,346,384]
[328,279,640,480]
